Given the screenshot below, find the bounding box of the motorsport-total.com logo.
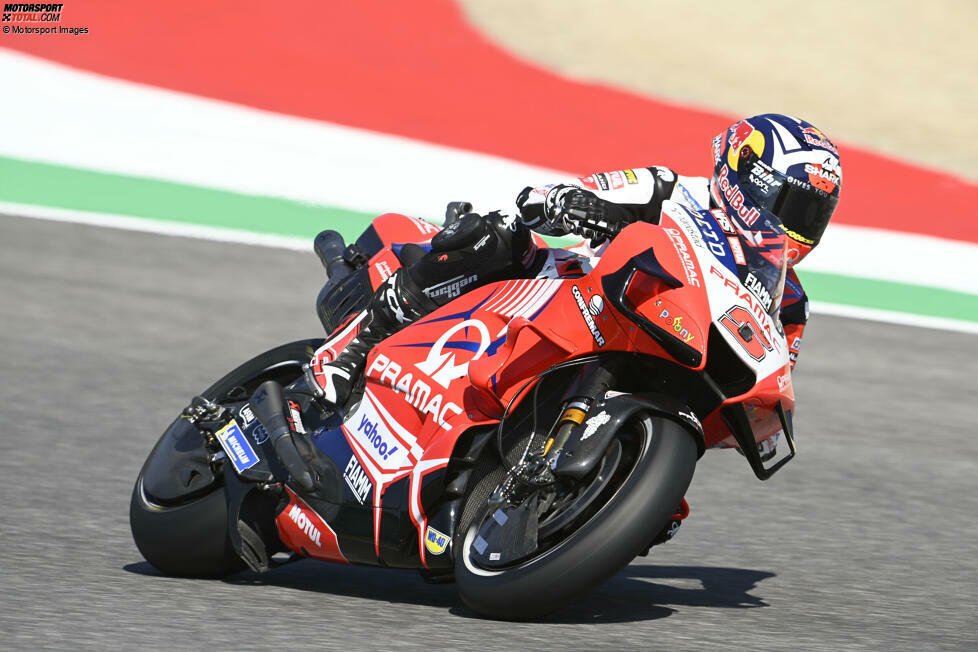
[2,3,63,22]
[3,2,88,36]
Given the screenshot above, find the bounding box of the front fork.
[489,359,619,507]
[543,360,617,461]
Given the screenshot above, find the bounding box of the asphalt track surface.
[1,214,976,650]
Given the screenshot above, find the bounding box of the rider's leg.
[314,211,539,408]
[315,269,436,406]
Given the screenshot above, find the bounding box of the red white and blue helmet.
[710,114,842,264]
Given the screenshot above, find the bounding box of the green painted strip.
[797,270,978,323]
[0,155,376,242]
[3,154,977,325]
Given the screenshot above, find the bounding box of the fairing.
[283,209,796,568]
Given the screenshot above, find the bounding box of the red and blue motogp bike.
[131,201,797,619]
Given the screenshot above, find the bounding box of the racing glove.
[517,185,631,246]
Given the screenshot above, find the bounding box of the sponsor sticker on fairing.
[287,503,322,548]
[710,208,734,234]
[744,272,774,312]
[571,286,605,346]
[252,423,269,444]
[368,352,466,431]
[663,228,702,287]
[215,420,260,474]
[728,236,746,265]
[777,371,791,390]
[588,294,605,316]
[343,455,372,504]
[656,307,696,343]
[580,411,611,440]
[348,403,407,469]
[424,526,450,555]
[238,404,256,426]
[689,210,731,262]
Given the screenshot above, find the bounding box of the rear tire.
[455,414,697,620]
[129,339,322,578]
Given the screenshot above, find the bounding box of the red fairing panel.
[275,487,349,563]
[371,212,441,244]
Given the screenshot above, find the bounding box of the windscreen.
[737,231,788,317]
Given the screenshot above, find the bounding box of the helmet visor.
[738,155,838,245]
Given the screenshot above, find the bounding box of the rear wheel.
[129,339,321,577]
[454,414,697,620]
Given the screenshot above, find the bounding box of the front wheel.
[455,414,698,620]
[129,339,322,577]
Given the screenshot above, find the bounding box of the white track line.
[2,49,978,295]
[0,49,565,224]
[810,302,978,335]
[0,201,311,251]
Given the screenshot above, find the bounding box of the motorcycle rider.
[316,114,840,399]
[312,113,842,538]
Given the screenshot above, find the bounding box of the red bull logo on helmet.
[726,121,766,171]
[801,126,838,155]
[715,164,762,225]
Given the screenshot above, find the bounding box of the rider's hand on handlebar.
[545,186,628,247]
[515,185,562,234]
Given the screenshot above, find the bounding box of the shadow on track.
[451,564,774,623]
[125,560,773,623]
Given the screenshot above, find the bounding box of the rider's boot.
[315,270,437,408]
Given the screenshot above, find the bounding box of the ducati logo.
[415,319,491,388]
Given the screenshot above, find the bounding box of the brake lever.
[180,395,228,425]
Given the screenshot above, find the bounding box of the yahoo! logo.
[358,415,398,462]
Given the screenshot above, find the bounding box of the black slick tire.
[455,414,697,620]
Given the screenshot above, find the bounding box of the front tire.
[455,414,698,620]
[129,339,322,578]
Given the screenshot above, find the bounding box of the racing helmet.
[710,114,842,264]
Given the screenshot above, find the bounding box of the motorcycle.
[130,200,797,619]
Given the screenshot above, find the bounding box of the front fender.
[142,339,323,504]
[552,393,705,481]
